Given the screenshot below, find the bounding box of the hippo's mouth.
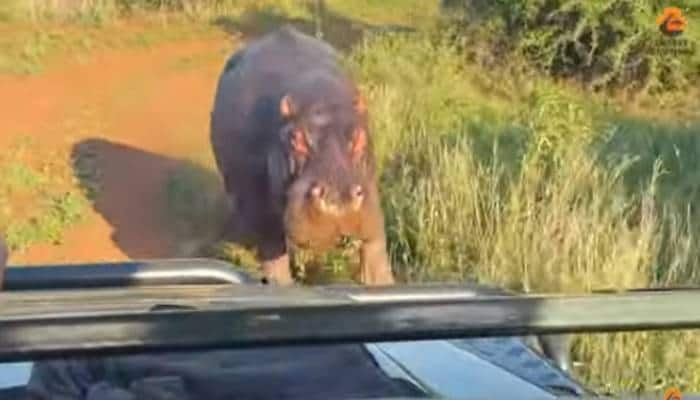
[286,227,350,253]
[287,235,344,252]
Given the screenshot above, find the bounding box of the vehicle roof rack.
[0,259,699,362]
[4,259,256,290]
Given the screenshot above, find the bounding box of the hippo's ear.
[280,94,297,119]
[350,127,367,159]
[290,128,310,157]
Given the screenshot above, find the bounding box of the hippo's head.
[279,88,374,226]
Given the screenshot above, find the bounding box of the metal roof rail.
[3,259,256,290]
[0,271,699,361]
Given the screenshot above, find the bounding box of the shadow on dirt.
[71,138,226,259]
[70,138,359,285]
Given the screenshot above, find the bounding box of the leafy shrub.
[444,0,700,94]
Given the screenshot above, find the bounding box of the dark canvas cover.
[25,344,426,400]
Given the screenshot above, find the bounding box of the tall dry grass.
[348,29,700,393]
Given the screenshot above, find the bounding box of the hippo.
[210,26,395,286]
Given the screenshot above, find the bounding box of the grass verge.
[0,0,437,75]
[0,137,90,254]
[349,28,700,393]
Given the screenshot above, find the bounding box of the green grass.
[0,0,311,25]
[0,137,90,253]
[0,18,223,75]
[323,0,438,27]
[2,0,430,24]
[0,0,436,75]
[0,0,271,75]
[348,28,700,393]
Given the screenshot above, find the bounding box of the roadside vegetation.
[0,137,90,254]
[2,0,700,394]
[353,29,700,393]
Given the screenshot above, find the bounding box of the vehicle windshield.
[1,0,699,399]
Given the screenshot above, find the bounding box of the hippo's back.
[220,25,340,83]
[210,27,345,179]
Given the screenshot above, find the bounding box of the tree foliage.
[444,0,700,94]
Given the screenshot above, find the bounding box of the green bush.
[445,0,700,94]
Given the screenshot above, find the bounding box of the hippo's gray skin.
[210,26,394,286]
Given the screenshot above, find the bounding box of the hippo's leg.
[358,192,395,286]
[259,238,293,286]
[220,193,242,240]
[222,205,253,245]
[216,173,246,243]
[258,212,294,286]
[359,236,395,286]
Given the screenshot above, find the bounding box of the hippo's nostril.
[310,183,326,199]
[352,185,364,199]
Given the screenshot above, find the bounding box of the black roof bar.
[4,259,256,290]
[0,277,700,361]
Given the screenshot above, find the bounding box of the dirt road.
[0,34,236,264]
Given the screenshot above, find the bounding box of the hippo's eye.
[310,109,331,127]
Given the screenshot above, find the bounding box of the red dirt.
[0,35,236,264]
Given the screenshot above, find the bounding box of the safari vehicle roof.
[1,259,700,399]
